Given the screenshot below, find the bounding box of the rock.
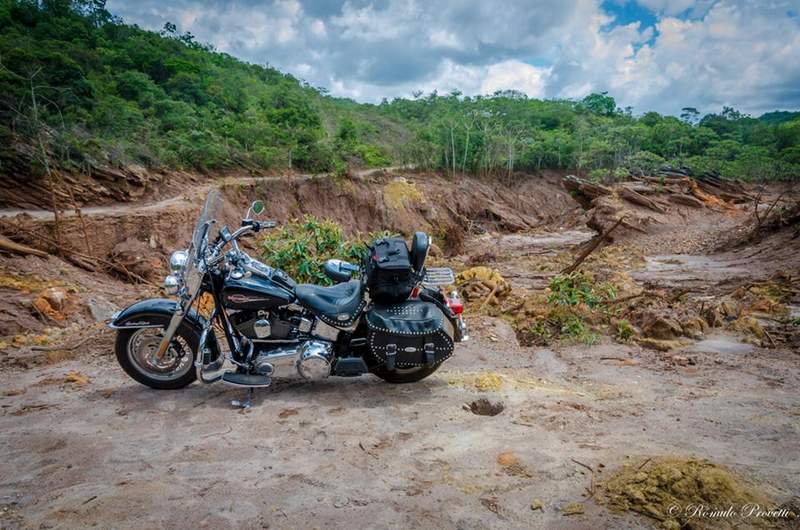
[561,502,585,516]
[64,370,90,386]
[670,355,696,366]
[636,337,684,351]
[728,316,766,341]
[31,296,62,321]
[109,238,164,282]
[530,499,545,512]
[703,306,723,328]
[468,398,504,416]
[88,297,117,322]
[681,317,707,339]
[719,300,740,319]
[41,287,68,311]
[642,316,683,340]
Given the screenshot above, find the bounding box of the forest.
[1,0,799,181]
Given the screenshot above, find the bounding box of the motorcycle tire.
[373,363,441,384]
[115,319,200,390]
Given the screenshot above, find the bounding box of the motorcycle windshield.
[182,189,222,303]
[190,189,221,262]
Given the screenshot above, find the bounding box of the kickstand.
[231,387,255,409]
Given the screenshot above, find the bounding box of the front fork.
[154,271,204,359]
[196,312,226,383]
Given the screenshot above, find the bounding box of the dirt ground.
[1,315,797,529]
[0,172,798,529]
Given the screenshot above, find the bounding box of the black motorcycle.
[109,190,467,407]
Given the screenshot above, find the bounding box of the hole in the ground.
[466,398,504,416]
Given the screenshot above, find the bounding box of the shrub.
[259,216,394,284]
[547,272,616,309]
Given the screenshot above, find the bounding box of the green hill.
[1,0,798,182]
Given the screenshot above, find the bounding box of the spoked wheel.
[373,363,441,384]
[115,322,199,390]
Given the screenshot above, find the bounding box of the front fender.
[109,298,220,357]
[110,298,205,328]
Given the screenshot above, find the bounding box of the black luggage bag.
[364,237,416,304]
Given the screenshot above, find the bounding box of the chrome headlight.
[164,274,180,295]
[169,250,189,272]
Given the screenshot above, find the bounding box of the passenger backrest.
[410,231,430,273]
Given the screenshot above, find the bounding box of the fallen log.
[668,194,705,208]
[561,216,625,274]
[621,183,659,195]
[562,175,612,208]
[619,188,667,213]
[0,235,49,257]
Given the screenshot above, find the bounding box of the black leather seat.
[294,280,365,327]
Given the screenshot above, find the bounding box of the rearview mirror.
[251,200,265,215]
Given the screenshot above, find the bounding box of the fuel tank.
[222,276,295,310]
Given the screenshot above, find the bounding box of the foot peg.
[221,372,271,409]
[221,371,272,388]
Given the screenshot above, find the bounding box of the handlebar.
[206,218,279,267]
[241,219,277,232]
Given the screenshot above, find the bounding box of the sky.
[105,0,800,116]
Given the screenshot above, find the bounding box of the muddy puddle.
[467,230,594,290]
[631,254,750,288]
[686,334,755,355]
[467,230,593,258]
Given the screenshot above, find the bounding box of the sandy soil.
[0,315,797,529]
[0,173,798,529]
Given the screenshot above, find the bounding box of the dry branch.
[561,216,625,274]
[0,235,49,257]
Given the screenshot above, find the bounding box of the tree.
[581,92,617,117]
[680,107,700,124]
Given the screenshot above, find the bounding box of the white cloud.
[481,61,549,97]
[106,0,800,115]
[310,19,327,38]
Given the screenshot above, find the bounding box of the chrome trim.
[297,341,333,379]
[422,267,455,287]
[195,314,225,383]
[254,346,301,378]
[456,315,469,342]
[169,250,188,272]
[164,274,180,295]
[312,320,340,341]
[253,319,271,339]
[108,322,164,330]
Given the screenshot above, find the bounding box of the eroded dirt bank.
[0,169,798,529]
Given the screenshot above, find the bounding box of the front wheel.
[373,363,441,384]
[115,320,200,390]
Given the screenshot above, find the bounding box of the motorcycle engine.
[230,308,312,341]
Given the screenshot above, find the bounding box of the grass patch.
[514,272,617,346]
[383,178,424,210]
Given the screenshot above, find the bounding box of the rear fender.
[109,298,221,357]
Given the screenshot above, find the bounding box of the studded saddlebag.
[366,300,454,369]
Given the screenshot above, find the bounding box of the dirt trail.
[0,167,402,220]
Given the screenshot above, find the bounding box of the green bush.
[258,216,394,284]
[548,272,616,309]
